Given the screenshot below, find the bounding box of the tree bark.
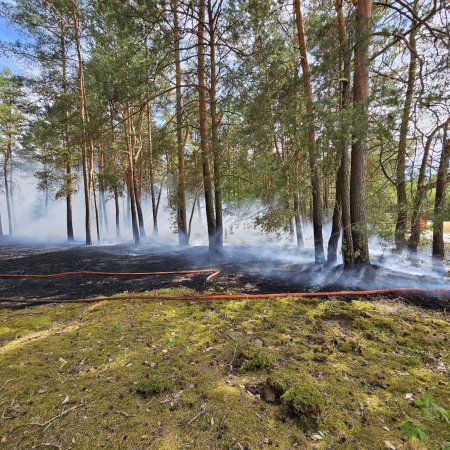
[147,104,159,236]
[60,18,74,242]
[114,187,120,238]
[3,140,13,236]
[293,0,324,263]
[73,7,92,245]
[197,0,216,251]
[395,0,419,251]
[350,0,372,265]
[208,0,223,251]
[329,0,353,265]
[408,119,449,252]
[124,103,140,245]
[173,0,188,246]
[432,125,449,260]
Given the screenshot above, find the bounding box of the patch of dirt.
[321,312,355,329]
[244,379,278,403]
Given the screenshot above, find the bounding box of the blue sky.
[0,16,26,73]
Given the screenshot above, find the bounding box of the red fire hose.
[0,269,448,304]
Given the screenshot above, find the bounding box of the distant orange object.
[420,210,428,229]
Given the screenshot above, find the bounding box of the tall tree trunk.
[329,0,353,265]
[350,0,372,265]
[147,104,159,236]
[395,0,419,251]
[208,0,223,251]
[73,7,92,245]
[328,166,342,263]
[432,125,449,260]
[92,177,100,242]
[293,136,304,248]
[4,142,13,236]
[408,120,449,251]
[57,0,74,242]
[294,0,324,263]
[172,0,188,246]
[133,167,146,238]
[98,143,109,233]
[197,0,216,251]
[124,103,140,245]
[114,187,120,238]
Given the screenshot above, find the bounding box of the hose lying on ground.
[0,269,448,304]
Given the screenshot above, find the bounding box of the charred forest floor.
[0,242,449,449]
[0,241,448,306]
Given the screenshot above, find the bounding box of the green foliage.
[400,416,429,443]
[167,334,188,349]
[414,394,449,423]
[400,394,449,445]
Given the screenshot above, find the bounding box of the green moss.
[267,369,293,397]
[281,383,322,431]
[237,344,273,372]
[135,369,173,397]
[354,317,373,331]
[0,291,448,449]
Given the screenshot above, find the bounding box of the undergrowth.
[0,290,448,449]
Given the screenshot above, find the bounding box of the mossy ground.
[0,290,448,449]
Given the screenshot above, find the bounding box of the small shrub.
[400,416,429,444]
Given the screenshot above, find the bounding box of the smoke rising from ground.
[1,170,449,283]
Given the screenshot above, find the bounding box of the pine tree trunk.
[114,187,120,238]
[133,168,146,238]
[327,165,342,263]
[329,0,353,265]
[124,104,140,245]
[294,0,324,263]
[197,0,216,251]
[395,0,419,251]
[408,120,448,252]
[293,139,304,248]
[208,0,223,251]
[73,7,92,245]
[350,0,372,265]
[92,177,100,243]
[173,0,188,246]
[147,104,159,236]
[432,125,449,260]
[4,142,13,236]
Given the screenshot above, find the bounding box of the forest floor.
[0,291,449,449]
[0,243,449,449]
[0,242,448,306]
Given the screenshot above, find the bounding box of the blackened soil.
[0,241,448,308]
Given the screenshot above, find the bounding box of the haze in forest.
[0,0,448,275]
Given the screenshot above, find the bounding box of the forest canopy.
[0,0,449,267]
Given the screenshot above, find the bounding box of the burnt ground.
[0,240,449,307]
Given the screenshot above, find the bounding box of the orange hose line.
[0,269,221,282]
[0,269,448,304]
